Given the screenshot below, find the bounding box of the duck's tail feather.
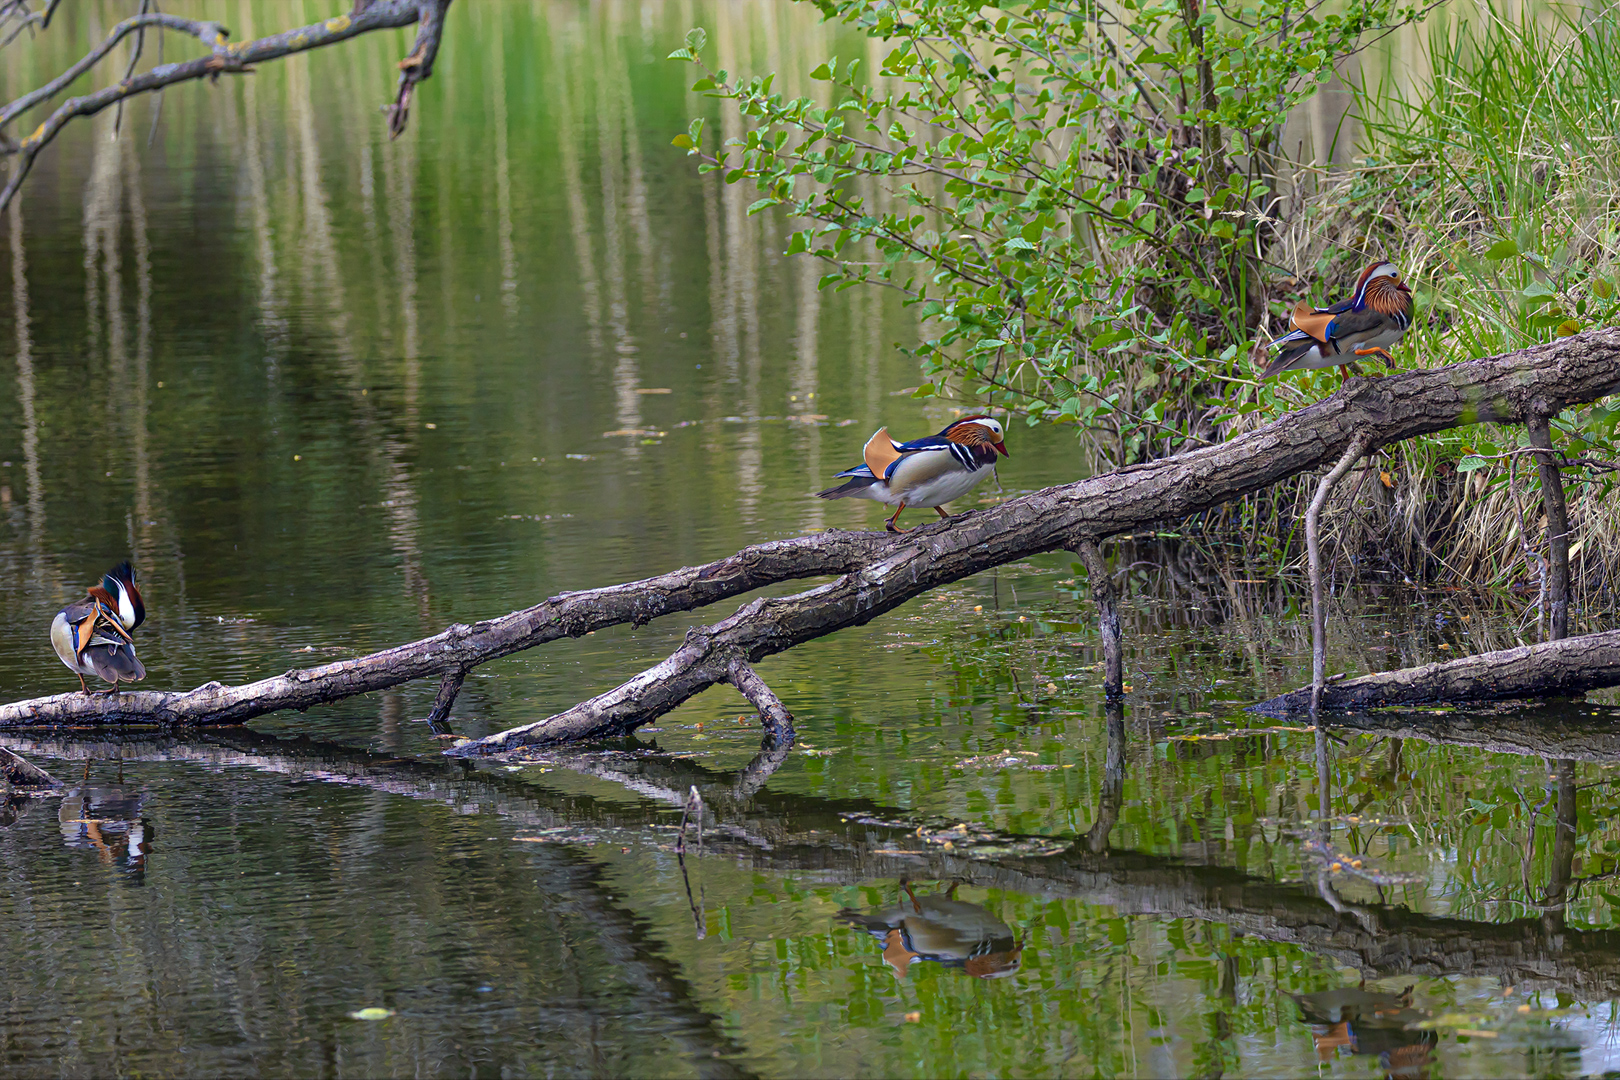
[818,474,882,500]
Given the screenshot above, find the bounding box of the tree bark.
[0,331,1614,742]
[1250,628,1620,717]
[1075,540,1123,699]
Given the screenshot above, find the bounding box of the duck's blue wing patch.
[834,463,877,479]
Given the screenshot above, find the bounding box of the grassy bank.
[1269,3,1620,609]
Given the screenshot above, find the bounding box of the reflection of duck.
[1293,984,1434,1080]
[58,787,151,876]
[837,881,1022,979]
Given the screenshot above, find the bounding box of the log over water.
[0,330,1612,746]
[1250,629,1620,717]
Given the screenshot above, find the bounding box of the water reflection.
[838,881,1023,980]
[56,785,150,878]
[1292,985,1435,1079]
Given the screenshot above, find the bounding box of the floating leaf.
[348,1008,395,1021]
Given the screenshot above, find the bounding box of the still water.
[0,2,1618,1077]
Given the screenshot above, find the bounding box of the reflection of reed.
[548,17,603,352]
[489,6,518,319]
[716,8,762,524]
[793,256,823,530]
[7,198,46,586]
[586,11,646,461]
[287,52,432,621]
[236,1,287,368]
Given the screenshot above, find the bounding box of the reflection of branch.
[0,0,453,214]
[14,727,1620,995]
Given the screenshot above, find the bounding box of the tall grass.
[1258,2,1620,618]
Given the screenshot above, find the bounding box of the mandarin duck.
[836,881,1023,980]
[50,561,146,694]
[817,415,1007,532]
[1263,260,1414,379]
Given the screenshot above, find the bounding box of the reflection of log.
[13,728,1620,997]
[1324,706,1620,764]
[0,335,1616,741]
[1251,629,1620,716]
[0,745,58,789]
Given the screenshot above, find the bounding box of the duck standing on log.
[1264,260,1414,379]
[817,415,1008,532]
[49,562,146,695]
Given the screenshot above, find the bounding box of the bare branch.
[0,0,452,215]
[0,12,231,128]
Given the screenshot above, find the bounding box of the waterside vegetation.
[678,0,1620,604]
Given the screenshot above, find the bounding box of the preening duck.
[817,415,1008,532]
[50,561,146,695]
[1264,260,1414,379]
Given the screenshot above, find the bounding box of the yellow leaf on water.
[348,1008,395,1021]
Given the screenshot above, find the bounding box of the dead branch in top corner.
[0,0,453,214]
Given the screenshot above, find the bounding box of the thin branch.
[0,0,451,215]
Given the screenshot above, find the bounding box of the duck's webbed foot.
[1352,346,1396,366]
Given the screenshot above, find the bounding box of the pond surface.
[1,3,1618,1077]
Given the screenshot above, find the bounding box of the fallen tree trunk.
[1250,629,1620,717]
[0,330,1615,741]
[449,334,1620,755]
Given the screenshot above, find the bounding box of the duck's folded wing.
[83,636,145,683]
[1319,305,1393,347]
[885,446,960,493]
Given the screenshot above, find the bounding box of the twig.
[1528,413,1571,640]
[1307,437,1369,711]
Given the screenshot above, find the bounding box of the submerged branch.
[0,330,1613,741]
[1250,629,1620,717]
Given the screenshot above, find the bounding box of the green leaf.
[667,48,693,61]
[684,27,707,53]
[1594,278,1615,300]
[809,62,833,81]
[1456,455,1490,472]
[1484,238,1519,260]
[671,134,693,150]
[1557,320,1581,337]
